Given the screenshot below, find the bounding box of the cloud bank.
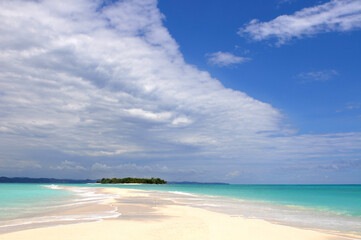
[0,0,360,183]
[239,0,361,44]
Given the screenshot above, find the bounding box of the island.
[97,177,167,184]
[0,176,96,184]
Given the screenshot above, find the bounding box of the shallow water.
[0,184,74,221]
[0,184,120,233]
[83,183,361,237]
[1,183,360,237]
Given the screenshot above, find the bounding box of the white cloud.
[337,102,361,112]
[0,159,42,170]
[345,102,361,110]
[50,160,86,171]
[0,0,360,182]
[226,171,240,178]
[207,51,249,66]
[0,0,281,159]
[91,163,151,172]
[90,162,199,179]
[296,69,338,82]
[125,108,172,122]
[277,0,297,5]
[239,0,361,44]
[172,116,192,126]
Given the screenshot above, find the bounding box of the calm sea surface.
[92,184,361,217]
[0,184,74,220]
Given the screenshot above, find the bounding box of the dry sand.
[0,187,355,240]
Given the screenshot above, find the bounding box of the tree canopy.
[97,177,167,184]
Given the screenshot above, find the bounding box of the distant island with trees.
[97,177,167,184]
[0,176,228,184]
[0,176,96,184]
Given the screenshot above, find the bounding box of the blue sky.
[159,0,361,134]
[0,0,360,183]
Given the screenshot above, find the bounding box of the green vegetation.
[97,177,167,184]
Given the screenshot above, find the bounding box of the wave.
[168,191,197,196]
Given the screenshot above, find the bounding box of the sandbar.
[0,187,357,240]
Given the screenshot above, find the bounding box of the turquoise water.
[0,184,73,220]
[1,183,360,236]
[85,184,361,236]
[82,184,361,218]
[1,184,361,218]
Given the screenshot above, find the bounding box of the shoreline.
[0,186,360,240]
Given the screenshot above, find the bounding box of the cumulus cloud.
[0,0,360,182]
[239,0,361,44]
[207,51,249,66]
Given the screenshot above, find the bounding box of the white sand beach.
[0,187,357,240]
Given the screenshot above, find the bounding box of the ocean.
[0,184,74,221]
[0,184,120,233]
[0,183,360,236]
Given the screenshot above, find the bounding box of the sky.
[0,0,360,183]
